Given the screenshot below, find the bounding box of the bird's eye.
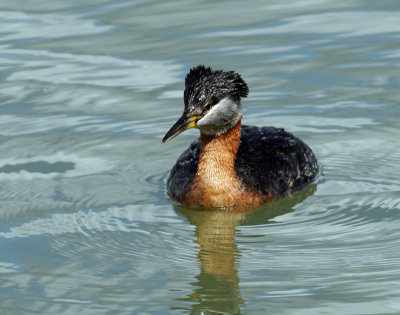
[204,103,212,112]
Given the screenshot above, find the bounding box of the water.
[1,0,400,313]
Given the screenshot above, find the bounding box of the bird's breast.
[183,120,266,207]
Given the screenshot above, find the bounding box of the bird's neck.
[184,120,242,207]
[199,119,241,170]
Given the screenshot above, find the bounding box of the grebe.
[162,65,318,208]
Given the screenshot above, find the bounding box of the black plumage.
[167,125,319,203]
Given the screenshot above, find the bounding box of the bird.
[162,65,319,208]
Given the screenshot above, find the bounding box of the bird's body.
[163,65,318,208]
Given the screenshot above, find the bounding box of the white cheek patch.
[196,97,242,134]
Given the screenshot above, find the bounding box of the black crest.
[183,65,249,110]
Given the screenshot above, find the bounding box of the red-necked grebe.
[162,65,318,207]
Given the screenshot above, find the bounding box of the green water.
[1,1,400,314]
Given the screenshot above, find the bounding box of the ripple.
[0,262,24,274]
[42,206,198,281]
[0,7,182,92]
[318,179,400,196]
[0,204,182,238]
[245,113,378,133]
[1,47,182,90]
[200,11,400,38]
[238,191,400,311]
[236,188,400,249]
[0,10,113,43]
[0,113,168,137]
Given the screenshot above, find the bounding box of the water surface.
[1,0,400,314]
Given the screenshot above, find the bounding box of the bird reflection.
[173,184,316,314]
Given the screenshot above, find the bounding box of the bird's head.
[162,65,248,142]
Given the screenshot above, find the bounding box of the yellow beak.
[162,115,203,143]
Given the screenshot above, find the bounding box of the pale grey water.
[1,1,400,314]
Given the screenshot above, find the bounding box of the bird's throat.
[184,120,263,207]
[199,119,242,171]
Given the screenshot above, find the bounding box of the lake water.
[1,1,400,314]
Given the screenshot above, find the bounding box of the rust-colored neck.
[184,120,244,207]
[184,119,266,207]
[198,119,242,170]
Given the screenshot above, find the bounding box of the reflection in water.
[174,185,317,313]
